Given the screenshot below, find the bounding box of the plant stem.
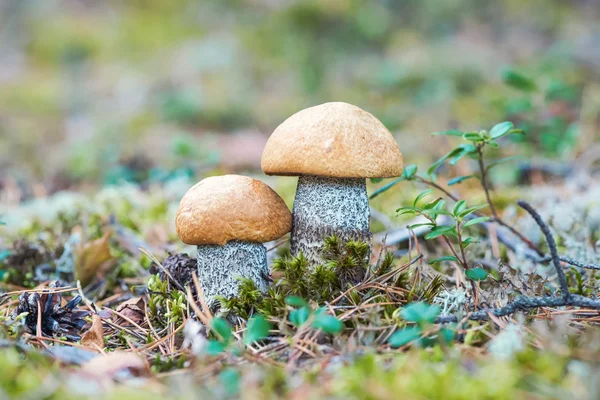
[476,144,498,218]
[455,224,469,268]
[447,227,479,304]
[477,144,541,254]
[441,236,466,269]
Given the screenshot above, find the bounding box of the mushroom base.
[196,240,268,305]
[291,175,371,266]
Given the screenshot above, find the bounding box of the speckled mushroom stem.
[291,175,371,266]
[196,240,268,304]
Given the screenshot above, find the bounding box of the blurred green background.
[0,0,599,192]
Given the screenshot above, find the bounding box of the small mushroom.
[261,102,403,266]
[176,175,291,302]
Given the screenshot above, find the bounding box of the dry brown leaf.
[81,314,104,352]
[74,231,113,287]
[80,351,150,380]
[113,297,146,326]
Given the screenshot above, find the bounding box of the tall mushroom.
[176,175,291,303]
[261,102,403,266]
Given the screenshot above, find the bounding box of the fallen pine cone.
[150,252,197,291]
[10,281,89,340]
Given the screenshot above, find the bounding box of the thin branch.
[415,176,460,202]
[517,200,569,298]
[437,200,594,323]
[557,256,600,271]
[437,294,600,322]
[454,223,469,269]
[476,145,498,218]
[476,144,541,253]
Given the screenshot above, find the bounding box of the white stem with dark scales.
[196,240,268,304]
[291,175,371,266]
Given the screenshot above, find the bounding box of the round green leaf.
[244,315,271,345]
[206,339,227,355]
[290,306,310,327]
[400,302,441,324]
[465,267,488,281]
[403,164,418,179]
[502,70,538,92]
[389,327,421,348]
[462,216,490,228]
[439,328,455,344]
[211,317,233,344]
[490,121,514,139]
[424,225,456,240]
[285,296,308,308]
[311,314,343,334]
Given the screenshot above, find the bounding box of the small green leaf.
[463,132,483,142]
[211,317,233,344]
[489,121,514,139]
[433,129,463,136]
[424,225,456,240]
[244,315,271,345]
[397,208,418,216]
[409,223,436,229]
[401,302,441,324]
[422,198,441,210]
[458,204,488,219]
[285,296,308,308]
[428,256,459,264]
[290,306,310,327]
[369,164,417,199]
[453,200,466,216]
[502,69,538,92]
[403,164,418,179]
[465,267,488,281]
[428,148,462,175]
[446,145,477,167]
[206,339,227,355]
[389,327,421,348]
[461,237,478,247]
[369,177,406,199]
[463,216,490,227]
[413,190,434,207]
[432,199,446,214]
[448,175,476,186]
[311,313,343,334]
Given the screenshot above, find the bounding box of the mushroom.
[176,175,292,302]
[261,102,403,266]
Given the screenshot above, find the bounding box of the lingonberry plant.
[372,121,539,255]
[396,191,490,282]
